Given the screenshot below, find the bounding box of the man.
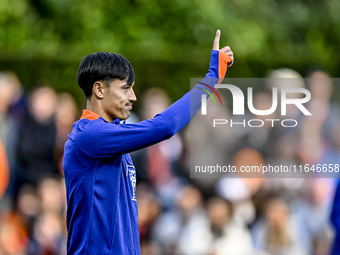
[63,30,233,254]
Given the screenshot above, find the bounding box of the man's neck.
[85,100,93,112]
[86,100,113,122]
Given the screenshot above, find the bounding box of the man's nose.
[129,89,137,102]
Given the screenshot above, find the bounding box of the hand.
[213,29,234,67]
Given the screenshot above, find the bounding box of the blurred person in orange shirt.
[0,213,28,255]
[0,139,9,201]
[0,72,24,206]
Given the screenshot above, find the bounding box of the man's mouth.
[125,103,133,110]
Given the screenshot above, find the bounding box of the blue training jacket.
[331,179,340,255]
[63,50,232,255]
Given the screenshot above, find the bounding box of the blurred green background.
[0,0,340,107]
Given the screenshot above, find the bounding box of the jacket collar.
[80,110,121,124]
[80,110,100,121]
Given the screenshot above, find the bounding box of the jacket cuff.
[206,50,232,82]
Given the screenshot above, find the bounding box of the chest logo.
[127,165,137,201]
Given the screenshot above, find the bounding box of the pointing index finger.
[212,29,220,50]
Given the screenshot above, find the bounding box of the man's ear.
[93,81,105,99]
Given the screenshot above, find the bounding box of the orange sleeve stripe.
[218,51,233,83]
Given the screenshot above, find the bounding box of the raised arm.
[75,30,234,158]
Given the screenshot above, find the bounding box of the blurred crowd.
[0,68,339,255]
[0,72,75,255]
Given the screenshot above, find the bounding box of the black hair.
[77,52,135,98]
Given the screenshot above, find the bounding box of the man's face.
[102,78,137,121]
